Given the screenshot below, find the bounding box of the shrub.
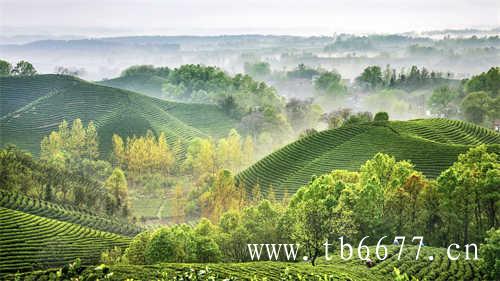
[374,111,389,122]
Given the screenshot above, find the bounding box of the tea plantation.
[93,246,487,280]
[237,119,500,197]
[0,207,131,274]
[0,190,141,236]
[0,74,238,156]
[13,245,485,280]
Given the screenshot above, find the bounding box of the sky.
[0,0,498,36]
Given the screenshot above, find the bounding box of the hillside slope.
[0,190,141,236]
[0,207,131,274]
[237,119,500,197]
[0,75,238,156]
[97,74,168,99]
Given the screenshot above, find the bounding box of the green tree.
[124,231,152,264]
[461,91,492,124]
[356,66,383,90]
[244,61,271,78]
[0,59,12,76]
[465,67,499,98]
[11,60,37,76]
[144,227,176,264]
[428,86,458,117]
[374,111,389,122]
[437,145,499,245]
[314,71,346,95]
[480,228,500,280]
[289,172,357,266]
[104,168,129,216]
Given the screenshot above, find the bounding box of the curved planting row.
[237,120,500,198]
[0,207,131,274]
[391,118,500,145]
[373,246,485,281]
[0,75,79,118]
[0,190,141,236]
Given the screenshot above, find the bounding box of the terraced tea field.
[237,119,500,197]
[42,246,479,281]
[0,207,131,274]
[0,190,141,236]
[0,75,238,156]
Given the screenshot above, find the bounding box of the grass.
[0,74,238,157]
[0,207,131,275]
[236,120,500,198]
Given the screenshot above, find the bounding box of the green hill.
[237,119,500,197]
[0,190,141,236]
[0,207,131,274]
[97,74,168,99]
[0,74,238,156]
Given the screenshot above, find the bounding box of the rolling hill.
[98,73,168,99]
[236,119,500,197]
[0,74,238,156]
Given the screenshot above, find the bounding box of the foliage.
[465,67,499,98]
[437,145,499,245]
[285,98,322,133]
[427,86,458,118]
[373,112,389,122]
[286,64,320,80]
[288,171,357,265]
[244,61,271,78]
[356,66,383,90]
[104,168,129,216]
[0,146,117,214]
[11,60,37,76]
[461,91,496,125]
[121,64,170,77]
[313,70,346,95]
[480,228,500,280]
[0,59,12,76]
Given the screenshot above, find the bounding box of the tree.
[356,66,383,90]
[289,173,357,266]
[480,228,500,280]
[314,71,346,95]
[11,60,37,76]
[374,111,389,122]
[437,145,499,245]
[144,227,176,264]
[428,86,458,117]
[465,67,499,98]
[461,91,492,124]
[0,59,12,76]
[104,168,129,216]
[244,61,271,78]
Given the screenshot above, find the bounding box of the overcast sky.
[0,0,498,36]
